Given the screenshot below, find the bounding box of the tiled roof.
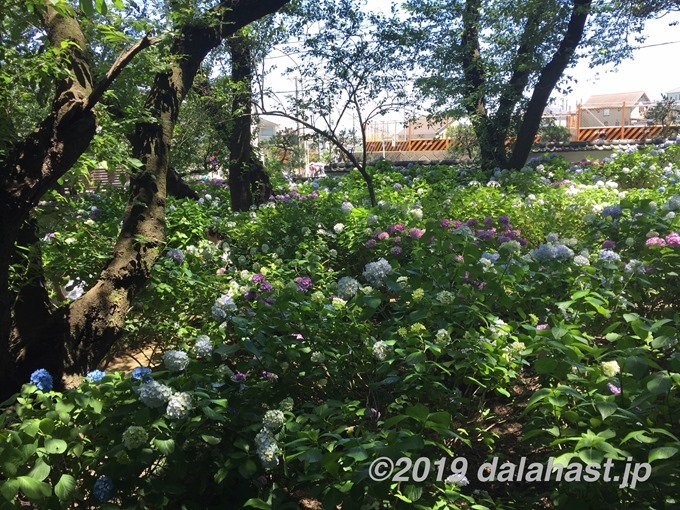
[583,91,649,106]
[530,139,664,153]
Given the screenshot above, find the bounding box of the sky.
[560,12,680,108]
[262,3,680,130]
[365,1,680,109]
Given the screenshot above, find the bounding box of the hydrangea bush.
[2,143,680,509]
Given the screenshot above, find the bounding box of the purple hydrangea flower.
[294,276,313,292]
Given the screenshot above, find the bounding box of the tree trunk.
[228,30,273,212]
[0,0,290,400]
[0,5,96,395]
[460,0,508,170]
[168,167,200,199]
[508,0,592,170]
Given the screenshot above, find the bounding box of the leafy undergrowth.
[2,142,680,509]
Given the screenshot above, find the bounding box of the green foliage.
[538,124,572,143]
[4,143,680,508]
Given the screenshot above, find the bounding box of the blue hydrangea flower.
[86,370,106,382]
[131,367,152,382]
[337,276,360,299]
[601,205,623,219]
[530,243,557,262]
[93,476,115,502]
[29,369,53,391]
[599,249,621,262]
[166,248,185,263]
[363,258,392,287]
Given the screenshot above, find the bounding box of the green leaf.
[596,402,618,420]
[405,404,429,423]
[16,476,51,499]
[201,435,222,445]
[44,438,67,454]
[243,498,271,509]
[0,479,20,501]
[647,376,672,396]
[648,447,678,463]
[153,438,175,455]
[403,484,422,502]
[238,459,257,479]
[79,0,94,17]
[624,356,648,379]
[38,419,54,435]
[27,459,50,481]
[55,474,76,501]
[363,296,382,309]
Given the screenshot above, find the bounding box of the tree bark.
[460,0,507,170]
[0,0,290,399]
[227,30,273,212]
[0,4,97,392]
[508,0,592,170]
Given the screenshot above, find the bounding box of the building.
[256,118,279,144]
[666,86,680,102]
[580,91,651,128]
[396,116,452,140]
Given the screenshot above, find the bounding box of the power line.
[637,40,680,48]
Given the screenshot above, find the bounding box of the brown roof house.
[580,91,651,128]
[397,115,453,140]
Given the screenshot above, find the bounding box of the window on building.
[603,108,610,116]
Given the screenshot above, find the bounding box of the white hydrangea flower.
[341,201,354,214]
[166,392,192,419]
[193,335,213,357]
[163,350,189,372]
[138,381,173,408]
[310,351,326,364]
[435,329,451,345]
[601,360,620,377]
[436,290,454,304]
[262,409,285,431]
[255,429,280,468]
[334,223,344,234]
[372,340,390,361]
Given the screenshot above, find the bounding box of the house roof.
[258,118,279,129]
[583,91,650,107]
[397,116,449,138]
[666,86,680,94]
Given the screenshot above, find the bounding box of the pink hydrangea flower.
[408,227,424,239]
[665,233,680,247]
[646,237,666,247]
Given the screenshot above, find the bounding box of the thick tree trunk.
[0,5,96,395]
[508,0,592,170]
[228,31,273,212]
[0,0,289,400]
[460,0,507,170]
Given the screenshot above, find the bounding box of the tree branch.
[84,32,159,111]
